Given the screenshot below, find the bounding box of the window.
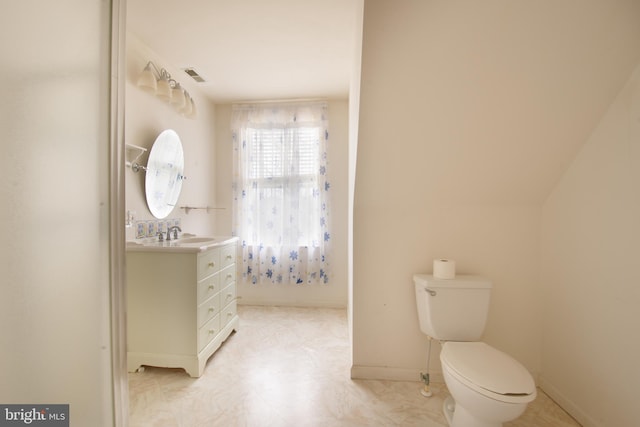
[245,126,323,247]
[232,102,330,285]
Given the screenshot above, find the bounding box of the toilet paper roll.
[433,259,455,279]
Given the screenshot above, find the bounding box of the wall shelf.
[125,143,147,168]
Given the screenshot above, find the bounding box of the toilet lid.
[441,342,535,396]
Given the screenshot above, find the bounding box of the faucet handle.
[157,231,164,242]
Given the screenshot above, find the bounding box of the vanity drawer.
[198,314,220,352]
[197,273,220,305]
[221,283,236,309]
[220,244,236,269]
[197,248,220,280]
[197,294,220,328]
[221,299,237,329]
[220,264,236,288]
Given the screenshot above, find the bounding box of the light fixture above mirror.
[137,61,197,119]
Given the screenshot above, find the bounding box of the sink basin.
[177,237,217,244]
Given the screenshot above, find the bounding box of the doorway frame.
[109,0,129,425]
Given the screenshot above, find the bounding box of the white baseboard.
[538,376,601,427]
[350,365,444,383]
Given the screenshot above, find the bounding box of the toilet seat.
[441,342,536,404]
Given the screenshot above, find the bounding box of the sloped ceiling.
[127,0,360,103]
[357,1,640,204]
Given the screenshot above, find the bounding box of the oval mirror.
[145,129,184,218]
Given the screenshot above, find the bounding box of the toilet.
[414,274,536,427]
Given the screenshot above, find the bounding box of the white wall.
[352,0,640,385]
[539,64,640,427]
[352,203,541,380]
[125,32,218,239]
[214,100,350,308]
[212,104,234,235]
[353,0,543,382]
[0,2,117,424]
[348,0,365,366]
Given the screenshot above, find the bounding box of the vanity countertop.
[126,235,238,253]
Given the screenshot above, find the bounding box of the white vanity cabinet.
[126,237,239,377]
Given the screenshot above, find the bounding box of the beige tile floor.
[129,305,581,427]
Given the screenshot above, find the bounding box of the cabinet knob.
[208,285,215,290]
[208,262,215,268]
[209,329,216,335]
[208,307,215,313]
[226,255,233,259]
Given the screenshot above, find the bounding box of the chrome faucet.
[166,226,182,241]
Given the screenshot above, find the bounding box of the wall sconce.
[137,61,197,119]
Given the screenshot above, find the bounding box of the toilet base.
[443,396,504,427]
[443,396,455,425]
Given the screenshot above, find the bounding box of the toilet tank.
[413,274,492,341]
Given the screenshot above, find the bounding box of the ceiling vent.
[183,67,206,83]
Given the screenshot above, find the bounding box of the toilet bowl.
[440,342,536,427]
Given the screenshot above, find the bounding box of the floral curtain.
[231,102,331,285]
